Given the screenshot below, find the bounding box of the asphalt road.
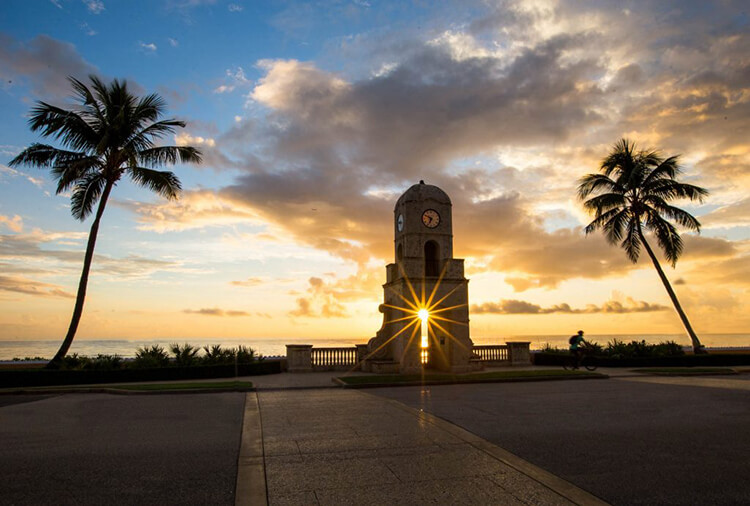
[371,375,750,506]
[0,393,245,506]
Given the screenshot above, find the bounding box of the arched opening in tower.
[424,240,439,277]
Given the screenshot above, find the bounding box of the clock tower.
[364,181,475,374]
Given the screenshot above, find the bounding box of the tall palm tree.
[577,138,708,354]
[10,75,202,366]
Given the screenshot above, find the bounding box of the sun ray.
[426,280,466,311]
[348,318,421,373]
[429,319,472,352]
[425,261,450,308]
[384,285,419,311]
[427,303,467,315]
[398,263,422,310]
[430,314,469,326]
[400,321,422,364]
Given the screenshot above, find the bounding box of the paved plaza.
[1,371,749,505]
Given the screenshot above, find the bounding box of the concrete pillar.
[507,341,531,366]
[286,344,313,372]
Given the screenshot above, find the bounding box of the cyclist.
[568,330,586,369]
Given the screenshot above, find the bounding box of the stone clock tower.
[363,181,475,374]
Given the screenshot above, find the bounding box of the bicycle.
[562,346,598,371]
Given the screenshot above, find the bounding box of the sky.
[0,0,748,345]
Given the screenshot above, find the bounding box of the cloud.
[230,277,265,287]
[213,66,251,94]
[50,0,63,8]
[83,0,104,14]
[140,42,157,52]
[0,34,98,99]
[0,215,23,233]
[228,3,242,12]
[472,297,669,315]
[168,38,179,47]
[125,1,750,301]
[289,276,351,318]
[0,229,181,279]
[175,132,215,147]
[701,198,750,229]
[183,308,249,316]
[80,22,97,36]
[0,275,74,298]
[0,164,45,188]
[121,189,261,232]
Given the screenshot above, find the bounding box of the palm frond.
[582,193,627,214]
[70,173,106,221]
[642,155,680,186]
[26,102,99,152]
[621,219,642,263]
[138,146,202,167]
[603,209,631,245]
[127,167,182,200]
[577,173,623,199]
[648,216,683,266]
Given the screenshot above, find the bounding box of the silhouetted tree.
[10,76,202,367]
[578,139,708,353]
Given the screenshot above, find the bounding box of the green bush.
[653,340,685,357]
[133,345,170,368]
[82,354,123,371]
[59,353,89,370]
[237,345,259,363]
[170,343,200,367]
[202,344,234,365]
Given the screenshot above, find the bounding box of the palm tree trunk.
[48,182,114,368]
[638,229,705,354]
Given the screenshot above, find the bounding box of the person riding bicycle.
[568,330,586,369]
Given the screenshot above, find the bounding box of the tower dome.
[395,180,451,210]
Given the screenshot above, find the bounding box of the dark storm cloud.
[0,33,99,99]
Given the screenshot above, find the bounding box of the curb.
[362,390,611,506]
[333,372,609,389]
[0,387,254,395]
[235,392,268,506]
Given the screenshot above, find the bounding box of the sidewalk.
[238,387,610,505]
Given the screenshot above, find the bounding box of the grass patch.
[2,380,253,393]
[107,380,253,391]
[338,369,602,387]
[631,367,737,376]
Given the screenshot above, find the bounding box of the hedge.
[533,352,750,368]
[0,360,282,388]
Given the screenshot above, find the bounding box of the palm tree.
[10,75,202,367]
[577,139,708,354]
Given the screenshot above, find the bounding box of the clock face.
[422,209,440,228]
[397,214,404,232]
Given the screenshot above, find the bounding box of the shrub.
[170,343,200,367]
[59,353,90,370]
[582,341,603,355]
[237,345,260,363]
[134,345,170,368]
[83,354,123,371]
[653,340,685,357]
[201,344,230,365]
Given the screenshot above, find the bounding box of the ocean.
[1,334,749,360]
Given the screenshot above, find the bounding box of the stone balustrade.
[285,341,532,372]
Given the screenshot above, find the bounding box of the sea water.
[1,334,749,360]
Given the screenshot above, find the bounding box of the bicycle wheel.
[582,356,597,371]
[562,355,574,370]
